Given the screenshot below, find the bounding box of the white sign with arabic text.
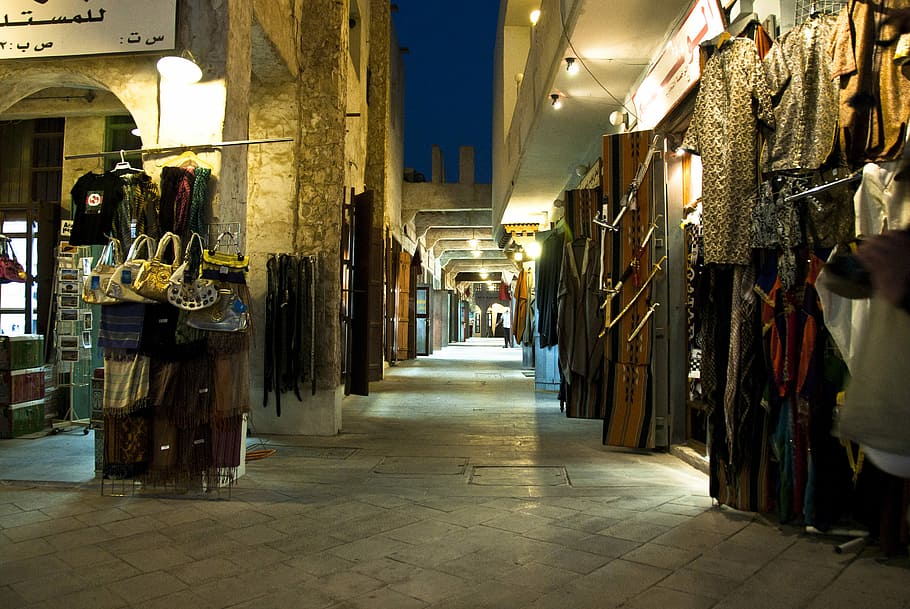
[0,0,176,58]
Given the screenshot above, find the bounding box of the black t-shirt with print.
[68,172,124,246]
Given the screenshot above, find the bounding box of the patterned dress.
[682,38,775,265]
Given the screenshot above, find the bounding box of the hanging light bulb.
[157,51,202,84]
[530,9,541,25]
[468,229,479,249]
[565,57,580,75]
[550,93,562,110]
[525,241,542,260]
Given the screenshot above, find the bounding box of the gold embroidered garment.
[683,38,775,265]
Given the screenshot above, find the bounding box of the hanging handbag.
[105,234,157,303]
[201,232,249,283]
[82,237,124,305]
[167,232,219,310]
[0,239,27,283]
[133,232,183,303]
[185,285,249,332]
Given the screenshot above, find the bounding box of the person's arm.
[854,228,910,312]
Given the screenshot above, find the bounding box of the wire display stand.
[101,473,235,500]
[48,241,93,435]
[794,0,846,22]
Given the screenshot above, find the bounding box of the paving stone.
[121,546,194,572]
[388,568,469,604]
[330,535,412,563]
[383,519,466,544]
[25,585,128,609]
[625,585,717,609]
[567,533,641,557]
[536,546,612,574]
[107,570,188,604]
[577,558,672,601]
[0,509,50,529]
[167,556,245,586]
[660,567,743,599]
[597,520,670,542]
[493,560,579,591]
[622,543,700,571]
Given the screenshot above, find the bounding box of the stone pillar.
[367,0,391,231]
[432,144,445,184]
[459,146,475,185]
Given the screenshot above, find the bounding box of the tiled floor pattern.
[0,338,908,608]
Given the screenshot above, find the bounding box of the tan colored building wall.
[0,0,401,436]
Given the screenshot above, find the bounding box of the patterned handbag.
[167,232,219,310]
[105,234,157,303]
[82,237,124,305]
[134,232,183,303]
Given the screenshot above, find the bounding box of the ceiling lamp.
[565,57,579,75]
[157,51,202,84]
[480,268,489,279]
[530,9,541,25]
[550,93,562,110]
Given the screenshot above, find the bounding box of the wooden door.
[396,251,410,361]
[349,190,373,396]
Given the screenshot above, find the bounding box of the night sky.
[392,1,500,184]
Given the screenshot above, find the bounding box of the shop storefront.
[0,0,396,487]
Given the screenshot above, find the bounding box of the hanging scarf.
[98,303,146,351]
[103,350,151,415]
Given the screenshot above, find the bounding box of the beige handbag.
[104,234,157,303]
[82,237,123,305]
[134,232,183,303]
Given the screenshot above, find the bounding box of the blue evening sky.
[392,1,500,184]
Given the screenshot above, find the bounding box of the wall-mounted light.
[525,241,542,260]
[565,57,579,75]
[157,50,202,84]
[513,249,525,262]
[530,9,541,25]
[550,93,563,110]
[130,128,141,137]
[609,110,628,127]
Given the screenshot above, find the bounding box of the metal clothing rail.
[783,169,863,203]
[63,137,294,161]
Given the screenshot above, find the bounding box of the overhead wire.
[557,0,641,123]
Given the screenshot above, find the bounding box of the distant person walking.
[502,308,513,348]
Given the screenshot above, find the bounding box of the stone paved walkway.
[1,338,908,608]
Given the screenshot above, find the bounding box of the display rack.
[48,241,95,434]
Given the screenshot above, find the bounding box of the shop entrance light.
[157,51,202,84]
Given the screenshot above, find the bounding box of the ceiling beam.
[424,227,495,250]
[414,209,492,239]
[402,182,492,224]
[439,249,508,266]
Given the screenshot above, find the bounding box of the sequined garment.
[683,38,775,265]
[762,14,840,172]
[750,176,806,290]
